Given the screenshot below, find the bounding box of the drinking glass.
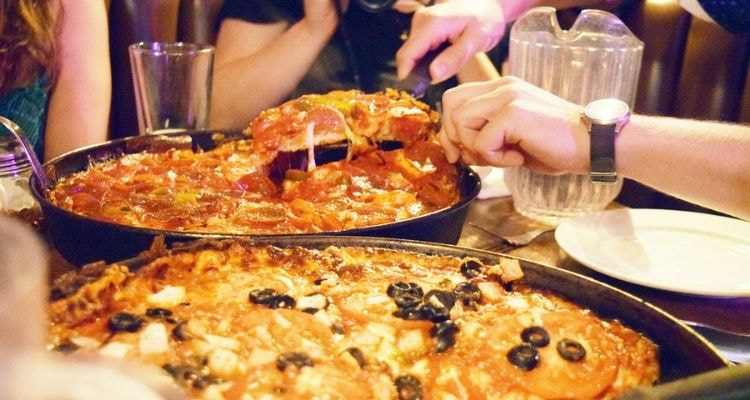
[129,42,214,135]
[505,7,643,224]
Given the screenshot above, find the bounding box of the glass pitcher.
[505,7,643,224]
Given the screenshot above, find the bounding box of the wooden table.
[458,196,750,336]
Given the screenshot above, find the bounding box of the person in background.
[211,0,621,130]
[211,0,508,130]
[396,0,606,84]
[676,0,750,34]
[438,76,750,220]
[399,0,749,83]
[0,0,110,161]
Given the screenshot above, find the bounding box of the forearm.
[45,0,110,160]
[617,116,750,219]
[45,70,110,160]
[211,21,334,130]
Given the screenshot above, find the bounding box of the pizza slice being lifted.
[245,89,439,166]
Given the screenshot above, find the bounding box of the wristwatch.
[582,98,631,183]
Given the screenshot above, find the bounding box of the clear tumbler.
[505,7,643,224]
[129,42,214,135]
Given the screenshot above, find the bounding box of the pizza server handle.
[396,42,450,99]
[615,363,750,400]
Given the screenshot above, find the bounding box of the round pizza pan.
[114,235,730,385]
[30,130,481,265]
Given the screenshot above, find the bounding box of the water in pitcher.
[505,7,643,224]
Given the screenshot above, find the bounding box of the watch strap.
[589,122,617,183]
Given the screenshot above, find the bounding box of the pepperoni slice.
[485,311,619,399]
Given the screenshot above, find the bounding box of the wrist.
[582,98,630,183]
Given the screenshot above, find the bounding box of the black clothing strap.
[590,123,617,183]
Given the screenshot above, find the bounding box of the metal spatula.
[395,42,450,99]
[0,116,51,192]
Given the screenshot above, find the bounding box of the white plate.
[555,208,750,297]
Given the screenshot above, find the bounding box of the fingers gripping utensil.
[0,116,51,192]
[396,42,450,99]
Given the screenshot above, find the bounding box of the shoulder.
[218,0,304,23]
[694,0,750,33]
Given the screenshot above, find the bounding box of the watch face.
[584,99,630,125]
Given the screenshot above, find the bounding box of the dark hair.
[0,0,59,95]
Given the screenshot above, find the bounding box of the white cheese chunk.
[147,285,186,307]
[203,334,241,351]
[296,293,328,310]
[98,342,133,358]
[247,348,278,367]
[139,323,169,355]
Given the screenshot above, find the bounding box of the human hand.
[396,0,506,83]
[438,76,590,175]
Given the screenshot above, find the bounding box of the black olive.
[423,290,456,310]
[344,347,367,368]
[453,282,482,308]
[163,363,201,383]
[192,374,222,389]
[435,333,457,353]
[422,303,450,323]
[171,320,190,341]
[393,303,449,322]
[188,354,208,367]
[521,326,550,348]
[249,288,278,304]
[249,288,296,309]
[107,312,144,333]
[276,352,314,371]
[53,340,79,354]
[507,343,540,371]
[501,281,514,292]
[430,320,459,353]
[386,282,423,299]
[394,375,423,400]
[430,320,458,338]
[460,259,483,279]
[313,277,324,285]
[301,307,319,314]
[393,305,429,320]
[394,293,422,309]
[146,307,173,319]
[267,294,296,309]
[557,338,586,362]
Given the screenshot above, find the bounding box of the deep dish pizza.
[48,241,660,399]
[46,90,460,234]
[247,89,438,163]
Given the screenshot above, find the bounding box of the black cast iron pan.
[30,130,481,265]
[109,235,730,388]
